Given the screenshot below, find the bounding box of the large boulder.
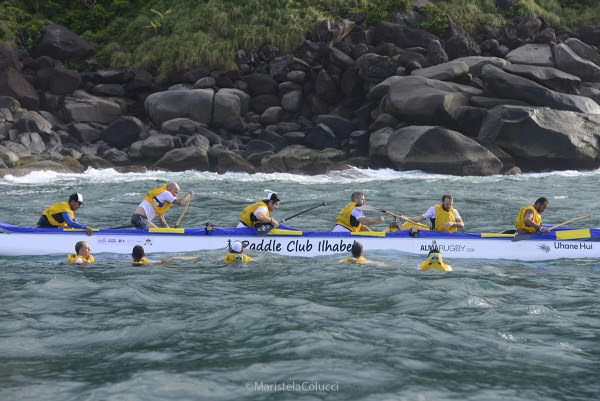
[368,75,479,128]
[503,64,581,94]
[479,105,600,171]
[31,24,95,61]
[0,67,39,109]
[212,90,241,127]
[152,146,209,171]
[505,43,554,67]
[482,64,600,114]
[62,90,122,124]
[356,53,398,83]
[553,43,600,82]
[144,89,214,126]
[386,125,502,175]
[14,110,52,136]
[374,21,436,48]
[216,150,255,174]
[411,61,469,81]
[99,116,143,147]
[139,134,177,161]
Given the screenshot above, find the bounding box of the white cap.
[231,241,243,253]
[69,193,84,204]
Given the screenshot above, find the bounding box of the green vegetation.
[1,0,599,82]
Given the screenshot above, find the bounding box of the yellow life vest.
[340,256,367,264]
[433,204,457,232]
[42,201,74,227]
[132,257,148,266]
[239,201,268,227]
[418,252,452,271]
[222,253,252,263]
[335,202,362,232]
[143,183,173,216]
[67,253,94,264]
[514,205,542,233]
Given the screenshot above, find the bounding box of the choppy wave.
[3,166,600,186]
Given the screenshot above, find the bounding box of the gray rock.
[564,38,600,67]
[0,67,39,109]
[305,123,337,150]
[386,125,502,175]
[368,75,475,128]
[212,91,241,127]
[411,61,469,81]
[503,64,580,94]
[482,64,600,114]
[553,43,600,82]
[14,110,52,136]
[260,106,283,125]
[145,89,214,126]
[31,24,95,60]
[140,134,176,161]
[17,132,45,153]
[90,84,126,97]
[100,116,143,147]
[152,146,209,171]
[216,150,255,174]
[506,43,554,67]
[101,148,129,164]
[280,90,303,113]
[0,143,21,167]
[193,76,216,89]
[161,118,205,136]
[479,105,600,171]
[69,123,101,144]
[63,90,122,124]
[183,134,210,150]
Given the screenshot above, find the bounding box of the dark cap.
[69,193,84,204]
[264,192,280,202]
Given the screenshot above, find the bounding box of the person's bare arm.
[172,190,194,206]
[523,209,548,233]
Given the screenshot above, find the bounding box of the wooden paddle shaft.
[548,214,591,231]
[174,196,192,228]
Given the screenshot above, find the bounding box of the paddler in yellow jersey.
[332,191,384,232]
[37,193,94,236]
[67,240,94,264]
[340,241,368,264]
[400,194,464,233]
[237,193,281,228]
[131,182,194,228]
[514,197,549,234]
[222,240,252,263]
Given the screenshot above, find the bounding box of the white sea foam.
[2,166,600,187]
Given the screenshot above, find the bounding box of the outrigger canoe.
[1,222,599,261]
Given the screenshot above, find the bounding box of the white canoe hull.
[1,222,599,261]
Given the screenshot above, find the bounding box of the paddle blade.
[254,223,274,236]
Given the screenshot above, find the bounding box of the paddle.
[357,204,430,229]
[254,202,327,236]
[281,201,326,223]
[512,214,591,242]
[174,195,192,228]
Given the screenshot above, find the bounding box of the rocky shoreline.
[2,2,600,176]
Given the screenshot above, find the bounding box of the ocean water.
[1,168,599,400]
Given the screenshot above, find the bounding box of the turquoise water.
[1,168,599,400]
